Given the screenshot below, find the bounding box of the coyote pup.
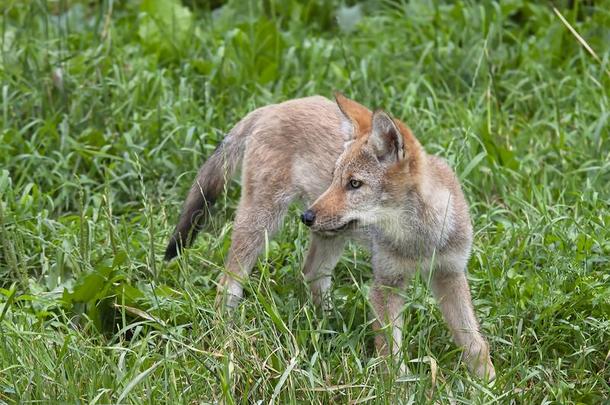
[165,94,495,380]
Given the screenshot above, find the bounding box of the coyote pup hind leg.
[216,194,290,310]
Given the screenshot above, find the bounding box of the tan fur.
[165,94,495,380]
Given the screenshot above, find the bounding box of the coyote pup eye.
[348,179,362,189]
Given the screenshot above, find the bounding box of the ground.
[1,0,609,403]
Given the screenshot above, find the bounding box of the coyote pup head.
[301,93,423,235]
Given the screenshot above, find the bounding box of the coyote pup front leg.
[370,281,405,360]
[369,249,412,367]
[302,234,345,310]
[431,270,495,381]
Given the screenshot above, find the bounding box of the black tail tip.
[164,237,180,261]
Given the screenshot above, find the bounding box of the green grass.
[1,0,609,402]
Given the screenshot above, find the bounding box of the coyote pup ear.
[334,92,372,140]
[370,110,405,163]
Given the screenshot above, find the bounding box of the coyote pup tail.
[164,111,259,260]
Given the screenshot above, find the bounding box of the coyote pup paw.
[466,345,496,382]
[215,274,243,311]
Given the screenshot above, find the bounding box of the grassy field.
[1,0,609,403]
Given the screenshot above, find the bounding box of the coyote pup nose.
[301,210,316,226]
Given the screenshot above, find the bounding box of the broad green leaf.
[138,0,193,60]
